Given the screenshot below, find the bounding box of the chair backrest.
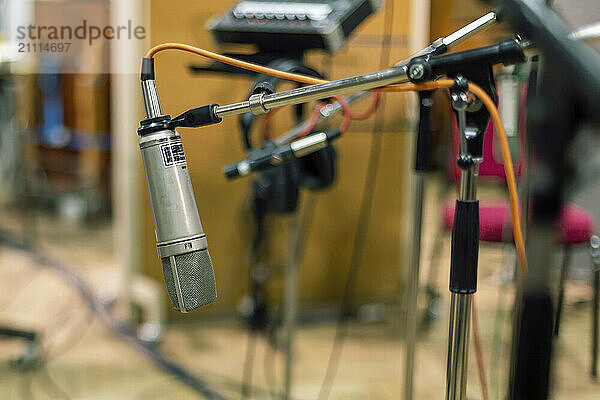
[447,82,527,185]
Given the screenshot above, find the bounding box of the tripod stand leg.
[403,173,425,400]
[592,268,599,377]
[590,235,600,378]
[283,214,299,400]
[554,246,571,337]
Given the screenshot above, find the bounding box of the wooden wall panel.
[144,0,417,317]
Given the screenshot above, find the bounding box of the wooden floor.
[0,199,599,399]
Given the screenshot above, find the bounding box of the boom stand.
[403,89,434,400]
[446,77,486,400]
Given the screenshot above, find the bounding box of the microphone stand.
[404,34,535,399]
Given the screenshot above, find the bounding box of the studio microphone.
[138,58,217,312]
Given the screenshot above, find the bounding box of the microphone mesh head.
[161,249,217,312]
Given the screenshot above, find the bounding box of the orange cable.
[146,43,328,85]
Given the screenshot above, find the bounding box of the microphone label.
[160,142,187,168]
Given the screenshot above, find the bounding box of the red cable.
[297,96,351,139]
[297,103,326,138]
[261,108,280,140]
[268,93,378,142]
[338,96,351,132]
[348,93,380,120]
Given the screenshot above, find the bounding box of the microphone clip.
[169,104,223,129]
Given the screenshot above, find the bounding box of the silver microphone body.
[139,64,216,312]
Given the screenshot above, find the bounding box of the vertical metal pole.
[446,293,473,399]
[446,162,478,400]
[593,268,599,377]
[403,173,425,400]
[283,213,299,400]
[446,87,480,400]
[590,235,600,377]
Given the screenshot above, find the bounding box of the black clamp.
[170,104,222,129]
[450,75,469,96]
[449,74,488,162]
[138,104,223,135]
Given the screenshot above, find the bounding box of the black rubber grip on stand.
[449,200,479,294]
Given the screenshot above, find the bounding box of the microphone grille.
[161,249,217,312]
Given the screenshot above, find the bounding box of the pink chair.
[427,84,599,376]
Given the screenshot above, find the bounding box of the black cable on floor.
[0,232,231,400]
[315,1,395,398]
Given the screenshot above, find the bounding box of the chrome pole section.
[447,293,473,399]
[447,159,479,400]
[215,66,410,118]
[283,214,299,400]
[213,12,498,120]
